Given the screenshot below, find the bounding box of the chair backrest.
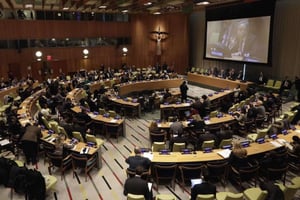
[41,116,51,129]
[49,121,59,134]
[98,108,106,115]
[71,153,88,168]
[243,188,268,200]
[86,134,97,144]
[279,184,300,200]
[209,110,218,118]
[127,193,145,200]
[155,194,177,200]
[196,194,215,200]
[152,142,166,152]
[216,192,243,200]
[256,129,268,141]
[206,160,229,180]
[149,130,167,143]
[153,163,177,182]
[72,131,84,142]
[273,80,282,89]
[178,164,202,184]
[108,110,116,118]
[201,140,215,150]
[266,79,275,87]
[58,126,69,139]
[219,139,232,149]
[172,142,186,152]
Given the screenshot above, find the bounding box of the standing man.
[21,122,42,165]
[180,81,189,102]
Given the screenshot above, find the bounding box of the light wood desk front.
[187,73,253,91]
[117,78,184,96]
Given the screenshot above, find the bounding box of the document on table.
[0,139,10,146]
[217,149,231,158]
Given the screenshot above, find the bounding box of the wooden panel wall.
[0,13,189,80]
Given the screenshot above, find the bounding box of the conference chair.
[177,164,203,190]
[275,183,300,200]
[86,134,104,147]
[219,139,232,149]
[209,110,218,118]
[41,141,55,164]
[155,194,177,200]
[230,161,259,189]
[172,142,186,152]
[58,126,69,139]
[196,194,215,200]
[247,125,271,142]
[265,165,288,185]
[291,176,300,187]
[265,79,275,89]
[105,122,123,142]
[216,192,244,200]
[152,163,177,191]
[127,193,145,200]
[72,131,84,142]
[49,121,60,134]
[152,142,166,152]
[44,174,58,193]
[108,110,117,118]
[272,80,282,91]
[47,152,72,180]
[71,152,98,182]
[149,130,167,144]
[243,187,268,200]
[206,160,229,185]
[201,140,215,150]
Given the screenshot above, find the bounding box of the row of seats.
[127,179,300,200]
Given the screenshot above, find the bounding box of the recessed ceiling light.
[196,1,210,6]
[25,4,33,8]
[144,2,152,6]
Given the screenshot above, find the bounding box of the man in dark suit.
[191,168,217,200]
[123,166,152,200]
[125,147,151,172]
[197,131,217,150]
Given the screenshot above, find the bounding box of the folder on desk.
[217,149,231,159]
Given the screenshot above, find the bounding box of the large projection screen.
[205,16,271,64]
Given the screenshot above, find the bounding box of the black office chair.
[177,164,203,190]
[152,163,177,191]
[47,152,72,180]
[71,152,98,182]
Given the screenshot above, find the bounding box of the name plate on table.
[240,141,250,148]
[221,145,232,149]
[257,138,265,144]
[270,134,278,140]
[159,149,170,155]
[203,147,213,153]
[282,129,288,135]
[181,148,192,154]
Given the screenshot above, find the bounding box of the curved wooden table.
[148,126,300,163]
[117,78,184,96]
[187,72,253,91]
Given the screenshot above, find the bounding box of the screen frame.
[203,0,276,66]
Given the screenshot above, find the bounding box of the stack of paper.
[217,149,231,158]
